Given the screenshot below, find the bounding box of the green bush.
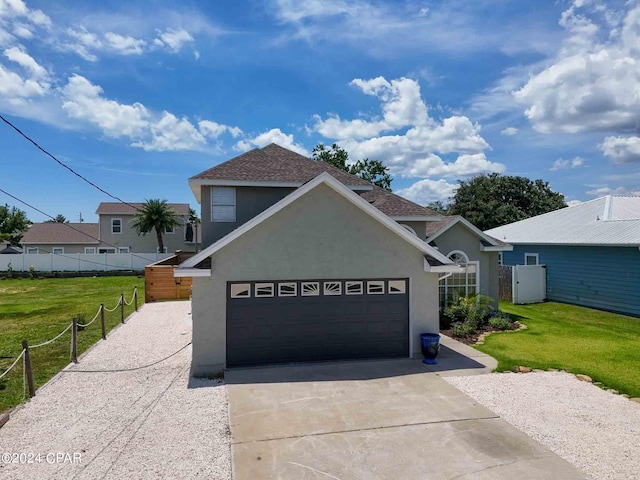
[488,316,511,331]
[451,320,478,337]
[443,294,496,327]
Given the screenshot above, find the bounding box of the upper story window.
[111,218,122,234]
[525,253,539,265]
[52,247,64,255]
[211,187,236,222]
[165,225,175,234]
[26,247,39,254]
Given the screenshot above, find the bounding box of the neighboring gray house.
[487,195,640,317]
[96,202,197,253]
[20,203,198,255]
[176,144,510,375]
[20,223,100,254]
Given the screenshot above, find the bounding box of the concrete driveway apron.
[225,359,588,480]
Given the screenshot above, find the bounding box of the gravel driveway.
[445,372,640,480]
[0,302,231,480]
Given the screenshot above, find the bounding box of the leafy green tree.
[130,199,179,254]
[426,200,449,215]
[0,204,31,245]
[312,143,393,191]
[448,173,566,231]
[45,214,68,223]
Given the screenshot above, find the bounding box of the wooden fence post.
[100,304,106,340]
[120,294,125,323]
[134,287,138,312]
[21,340,35,398]
[71,318,78,363]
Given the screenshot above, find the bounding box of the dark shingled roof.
[191,144,371,187]
[360,185,439,218]
[191,143,440,218]
[96,202,190,216]
[21,223,100,244]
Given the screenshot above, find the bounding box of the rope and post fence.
[0,286,139,400]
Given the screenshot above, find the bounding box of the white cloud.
[312,75,499,180]
[3,46,47,79]
[500,127,518,136]
[550,156,585,171]
[61,74,150,138]
[395,179,457,205]
[236,128,310,156]
[199,120,242,139]
[59,74,238,152]
[271,0,560,57]
[567,200,582,207]
[586,185,640,197]
[514,2,640,134]
[154,28,193,52]
[0,62,48,98]
[314,77,429,140]
[0,0,50,47]
[600,136,640,164]
[104,32,146,55]
[133,112,205,152]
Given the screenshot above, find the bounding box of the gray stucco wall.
[430,223,500,307]
[200,186,296,248]
[99,214,195,253]
[191,183,440,376]
[398,221,427,240]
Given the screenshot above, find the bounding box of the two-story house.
[20,202,198,255]
[175,144,510,375]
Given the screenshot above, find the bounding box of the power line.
[0,188,161,263]
[0,113,137,209]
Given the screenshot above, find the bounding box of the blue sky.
[1,0,639,223]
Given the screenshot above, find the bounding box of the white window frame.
[118,247,130,254]
[524,253,539,265]
[84,247,96,254]
[26,247,39,254]
[165,224,175,234]
[211,187,236,223]
[52,247,64,255]
[98,248,116,254]
[439,250,480,307]
[111,218,122,234]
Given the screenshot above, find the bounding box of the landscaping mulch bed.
[441,322,521,345]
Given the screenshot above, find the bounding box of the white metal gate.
[512,265,546,304]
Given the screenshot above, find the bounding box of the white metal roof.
[485,195,640,246]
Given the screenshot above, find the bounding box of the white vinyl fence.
[0,253,172,273]
[512,264,547,304]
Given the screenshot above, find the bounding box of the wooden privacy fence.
[145,251,193,303]
[498,265,513,302]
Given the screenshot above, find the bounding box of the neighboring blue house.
[486,196,640,317]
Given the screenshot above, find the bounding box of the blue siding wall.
[502,245,640,317]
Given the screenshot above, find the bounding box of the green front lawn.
[476,301,640,397]
[0,276,144,412]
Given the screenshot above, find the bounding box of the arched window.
[439,250,480,308]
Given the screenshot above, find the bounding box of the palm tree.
[130,199,179,254]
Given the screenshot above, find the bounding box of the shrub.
[444,294,496,327]
[451,320,478,337]
[489,316,511,331]
[6,261,12,279]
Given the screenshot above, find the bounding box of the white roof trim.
[188,178,372,203]
[423,258,464,273]
[174,268,211,277]
[480,244,513,252]
[178,172,453,270]
[427,216,505,247]
[391,216,442,222]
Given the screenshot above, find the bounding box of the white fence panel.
[512,265,547,304]
[0,253,172,272]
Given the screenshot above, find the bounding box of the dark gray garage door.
[226,278,409,367]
